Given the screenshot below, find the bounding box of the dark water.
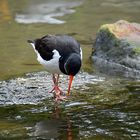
[0,0,140,139]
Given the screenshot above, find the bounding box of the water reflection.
[0,0,11,22]
[30,120,60,138]
[28,103,76,140]
[0,91,139,139]
[15,0,83,24]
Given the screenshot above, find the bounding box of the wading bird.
[27,35,82,101]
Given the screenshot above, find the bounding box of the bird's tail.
[27,40,35,44]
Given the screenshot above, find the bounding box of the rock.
[0,71,103,105]
[92,20,140,79]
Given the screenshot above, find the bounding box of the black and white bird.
[27,34,82,101]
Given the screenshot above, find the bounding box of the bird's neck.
[59,53,81,75]
[59,55,69,75]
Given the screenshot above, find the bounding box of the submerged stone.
[0,71,103,105]
[92,20,140,79]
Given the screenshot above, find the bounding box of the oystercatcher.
[27,34,82,101]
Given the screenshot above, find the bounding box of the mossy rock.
[92,20,140,79]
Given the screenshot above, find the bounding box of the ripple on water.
[65,101,87,107]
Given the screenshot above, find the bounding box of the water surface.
[0,0,140,139]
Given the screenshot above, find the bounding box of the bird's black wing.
[34,35,54,61]
[40,35,81,58]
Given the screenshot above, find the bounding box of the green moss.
[133,47,140,54]
[99,24,117,37]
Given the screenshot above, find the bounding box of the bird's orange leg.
[50,74,66,101]
[49,74,63,93]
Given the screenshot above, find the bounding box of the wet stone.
[92,20,140,79]
[0,71,103,105]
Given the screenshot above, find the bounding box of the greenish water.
[0,0,140,139]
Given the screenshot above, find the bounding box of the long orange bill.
[67,75,74,96]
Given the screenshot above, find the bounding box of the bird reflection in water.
[52,103,73,140]
[31,103,75,140]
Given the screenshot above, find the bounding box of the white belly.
[37,50,62,74]
[30,43,62,74]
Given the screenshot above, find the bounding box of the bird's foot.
[54,90,67,101]
[54,94,67,102]
[49,86,63,94]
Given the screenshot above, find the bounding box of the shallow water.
[0,73,140,139]
[0,0,140,139]
[15,0,83,24]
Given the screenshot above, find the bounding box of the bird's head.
[64,53,82,96]
[64,53,81,76]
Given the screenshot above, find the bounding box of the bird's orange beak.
[67,75,74,96]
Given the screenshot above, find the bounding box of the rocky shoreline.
[92,20,140,79]
[0,71,104,105]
